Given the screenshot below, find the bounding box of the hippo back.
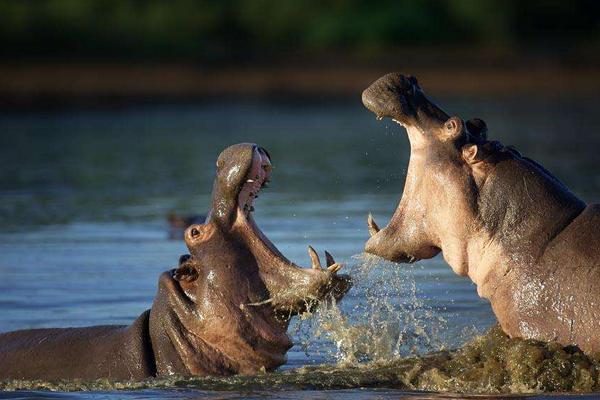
[0,311,154,380]
[478,151,600,353]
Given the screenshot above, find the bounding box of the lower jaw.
[233,207,292,266]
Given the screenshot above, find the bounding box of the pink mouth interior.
[235,148,298,268]
[237,147,271,216]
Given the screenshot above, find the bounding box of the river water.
[1,96,600,398]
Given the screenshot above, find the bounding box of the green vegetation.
[0,0,599,61]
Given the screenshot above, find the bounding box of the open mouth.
[237,146,272,217]
[362,72,449,132]
[176,143,350,317]
[233,146,351,312]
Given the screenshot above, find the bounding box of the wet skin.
[0,143,351,380]
[362,72,600,353]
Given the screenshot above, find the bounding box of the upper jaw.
[362,72,449,131]
[362,73,419,124]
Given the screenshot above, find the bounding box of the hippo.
[361,72,600,354]
[0,143,351,380]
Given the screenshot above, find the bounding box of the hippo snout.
[363,72,450,132]
[362,73,419,122]
[365,225,440,264]
[364,227,401,262]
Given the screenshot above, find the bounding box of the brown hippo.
[0,143,351,380]
[361,72,600,354]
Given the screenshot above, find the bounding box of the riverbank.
[2,59,600,111]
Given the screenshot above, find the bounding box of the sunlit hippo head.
[361,73,489,267]
[361,72,600,355]
[150,143,351,377]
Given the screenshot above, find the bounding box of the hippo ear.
[462,144,480,164]
[466,118,488,142]
[440,117,464,141]
[407,75,420,89]
[173,262,199,283]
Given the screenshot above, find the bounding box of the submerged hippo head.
[150,143,351,377]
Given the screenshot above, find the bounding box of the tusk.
[246,179,254,183]
[324,251,335,267]
[245,298,274,307]
[307,245,322,270]
[327,263,343,273]
[367,213,380,236]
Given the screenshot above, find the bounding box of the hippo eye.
[191,228,200,238]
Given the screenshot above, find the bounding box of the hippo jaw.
[150,143,352,377]
[188,143,351,317]
[361,73,449,128]
[229,146,352,316]
[362,72,458,148]
[361,73,466,264]
[151,266,294,377]
[364,213,441,264]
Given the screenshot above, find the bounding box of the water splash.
[3,326,600,394]
[292,253,447,365]
[3,256,600,394]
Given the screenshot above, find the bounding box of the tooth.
[247,179,254,183]
[327,263,342,273]
[324,251,335,267]
[376,115,383,121]
[367,213,380,236]
[307,246,322,270]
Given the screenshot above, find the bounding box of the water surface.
[1,96,600,398]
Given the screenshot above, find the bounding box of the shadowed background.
[1,0,600,108]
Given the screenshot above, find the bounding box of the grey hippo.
[362,72,600,353]
[0,143,351,380]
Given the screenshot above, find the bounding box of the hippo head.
[362,73,491,274]
[150,143,351,377]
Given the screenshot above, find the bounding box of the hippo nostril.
[191,228,200,238]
